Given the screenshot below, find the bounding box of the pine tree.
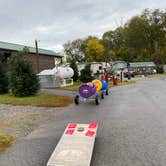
[0,63,8,93]
[70,60,79,81]
[80,64,93,82]
[10,48,40,97]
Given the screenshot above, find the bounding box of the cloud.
[0,0,165,51]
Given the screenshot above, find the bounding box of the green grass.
[146,73,166,77]
[0,133,14,153]
[57,81,83,91]
[57,80,136,91]
[0,93,73,107]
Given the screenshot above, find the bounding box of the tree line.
[64,9,166,65]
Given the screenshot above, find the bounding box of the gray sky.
[0,0,165,52]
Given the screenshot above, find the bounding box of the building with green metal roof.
[129,62,155,68]
[0,41,63,73]
[129,62,156,74]
[112,61,156,75]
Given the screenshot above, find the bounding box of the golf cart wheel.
[95,96,100,105]
[101,92,104,99]
[106,89,109,95]
[74,95,79,105]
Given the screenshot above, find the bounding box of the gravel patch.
[0,104,62,138]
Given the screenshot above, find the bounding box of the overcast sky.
[0,0,165,52]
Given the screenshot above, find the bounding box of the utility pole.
[35,40,39,73]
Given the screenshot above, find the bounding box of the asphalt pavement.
[0,76,166,166]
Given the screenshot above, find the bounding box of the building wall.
[0,49,62,73]
[26,53,56,73]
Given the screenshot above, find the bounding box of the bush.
[79,64,93,82]
[156,65,164,74]
[0,63,8,93]
[70,60,79,81]
[10,49,40,97]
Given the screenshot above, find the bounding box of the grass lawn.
[57,81,83,91]
[0,93,73,107]
[146,73,166,78]
[57,80,136,91]
[0,133,14,153]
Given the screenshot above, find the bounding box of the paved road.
[0,76,166,166]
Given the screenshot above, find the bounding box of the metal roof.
[113,61,127,70]
[0,41,63,57]
[129,62,155,67]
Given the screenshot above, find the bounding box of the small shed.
[129,62,156,74]
[38,68,60,88]
[38,66,74,88]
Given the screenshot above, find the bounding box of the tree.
[0,63,8,94]
[10,48,40,97]
[142,9,166,53]
[79,64,93,82]
[117,47,132,61]
[102,31,114,49]
[64,39,86,63]
[156,65,164,73]
[0,53,3,62]
[102,28,124,52]
[63,8,166,64]
[152,52,166,65]
[0,53,8,93]
[70,60,79,81]
[123,9,166,61]
[102,28,125,61]
[124,16,150,57]
[107,50,117,61]
[85,38,104,62]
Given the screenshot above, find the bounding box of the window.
[2,52,11,63]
